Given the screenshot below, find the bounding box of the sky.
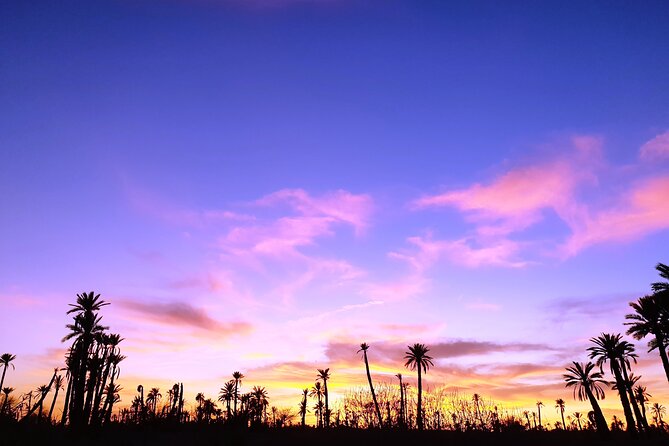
[1,0,669,425]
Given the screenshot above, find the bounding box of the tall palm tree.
[404,343,434,430]
[563,361,609,436]
[47,374,64,422]
[555,398,566,430]
[396,373,405,427]
[357,343,383,427]
[651,402,665,427]
[625,294,669,382]
[634,385,651,428]
[299,388,308,427]
[588,333,637,435]
[232,371,244,415]
[536,401,544,429]
[316,368,331,427]
[0,354,16,391]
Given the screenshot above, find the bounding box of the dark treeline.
[1,263,669,445]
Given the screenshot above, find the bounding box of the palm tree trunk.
[620,366,648,432]
[48,385,61,422]
[363,351,383,427]
[612,362,637,436]
[417,366,423,430]
[656,333,669,383]
[398,377,405,427]
[0,365,7,392]
[560,409,566,430]
[61,375,72,425]
[584,386,609,437]
[323,379,329,428]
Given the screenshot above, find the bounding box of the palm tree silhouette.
[573,411,583,430]
[47,373,64,422]
[309,381,324,427]
[651,262,669,294]
[357,343,383,427]
[299,388,308,427]
[651,402,665,427]
[536,401,544,429]
[555,398,566,430]
[588,333,638,435]
[316,368,331,427]
[218,380,236,419]
[0,354,16,392]
[1,387,14,415]
[634,385,651,428]
[404,343,433,430]
[146,387,161,416]
[563,361,609,436]
[625,294,669,383]
[396,373,405,427]
[232,371,244,415]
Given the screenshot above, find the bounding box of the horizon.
[1,0,669,429]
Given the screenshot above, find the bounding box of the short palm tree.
[404,343,434,430]
[563,361,609,436]
[396,373,405,427]
[316,368,331,427]
[587,333,637,435]
[146,387,161,416]
[634,385,651,427]
[309,381,324,427]
[1,387,14,415]
[218,380,236,419]
[0,354,16,391]
[299,388,308,427]
[47,374,64,422]
[358,343,382,427]
[652,402,665,427]
[555,398,566,429]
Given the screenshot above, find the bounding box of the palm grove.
[0,264,668,436]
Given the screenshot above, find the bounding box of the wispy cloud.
[639,130,669,161]
[118,299,253,337]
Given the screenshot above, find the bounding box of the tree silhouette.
[0,354,16,393]
[535,401,544,429]
[218,380,236,419]
[634,385,651,428]
[563,361,609,436]
[651,262,669,294]
[357,343,383,428]
[625,294,669,383]
[555,398,566,430]
[299,388,308,427]
[1,387,14,415]
[316,368,331,427]
[652,402,665,427]
[47,373,64,422]
[232,371,244,415]
[396,373,405,428]
[404,343,434,430]
[588,333,637,436]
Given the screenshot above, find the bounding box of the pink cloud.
[639,130,669,161]
[412,136,601,236]
[562,176,669,256]
[390,234,527,269]
[220,189,373,259]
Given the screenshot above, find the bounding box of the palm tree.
[218,380,236,419]
[316,368,331,427]
[146,387,161,416]
[232,371,244,415]
[47,374,64,422]
[523,410,531,429]
[1,387,14,415]
[250,386,269,425]
[404,343,434,430]
[563,361,609,436]
[309,381,324,428]
[536,401,544,429]
[396,373,405,427]
[588,333,637,435]
[357,343,383,427]
[573,411,583,430]
[555,398,566,430]
[634,385,651,428]
[625,294,669,382]
[651,262,669,294]
[299,388,308,427]
[652,402,665,427]
[0,354,16,391]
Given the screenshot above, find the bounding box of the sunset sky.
[2,0,669,425]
